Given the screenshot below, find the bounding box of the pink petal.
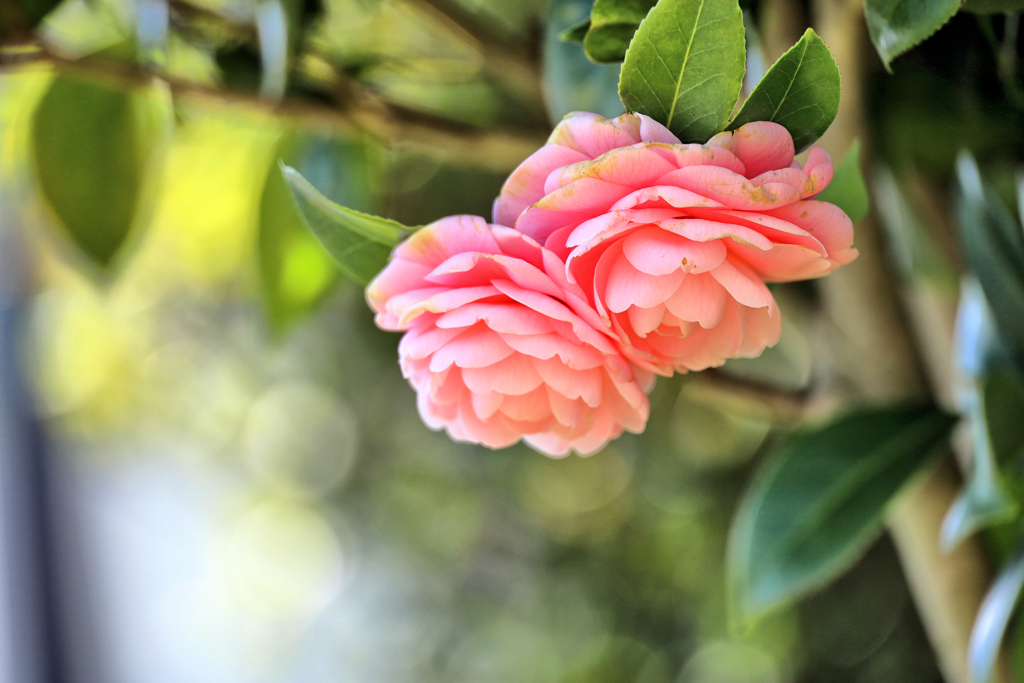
[728,241,832,281]
[547,111,643,157]
[766,200,858,265]
[657,166,802,210]
[627,303,666,337]
[427,252,563,299]
[709,258,777,313]
[664,272,728,328]
[471,391,504,420]
[429,327,515,371]
[724,121,795,178]
[533,356,603,406]
[436,303,554,335]
[392,215,498,267]
[396,285,502,327]
[659,218,774,251]
[493,144,590,227]
[516,177,635,243]
[546,386,583,428]
[604,254,685,312]
[622,226,728,275]
[636,114,682,144]
[610,185,726,212]
[500,387,552,422]
[399,325,464,360]
[462,353,544,395]
[546,144,678,194]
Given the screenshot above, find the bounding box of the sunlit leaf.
[814,140,870,222]
[32,73,169,269]
[728,404,957,622]
[260,132,385,333]
[863,0,960,70]
[582,0,657,63]
[956,152,1024,357]
[618,0,745,143]
[969,536,1024,683]
[729,28,839,153]
[282,165,411,286]
[545,0,624,123]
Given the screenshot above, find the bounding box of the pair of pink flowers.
[368,113,858,457]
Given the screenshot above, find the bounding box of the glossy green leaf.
[729,28,840,153]
[864,0,960,70]
[32,73,168,268]
[559,17,590,43]
[969,536,1024,683]
[618,0,745,143]
[582,0,657,63]
[728,404,957,622]
[956,152,1024,357]
[545,0,625,123]
[814,140,870,222]
[282,165,411,286]
[259,133,384,334]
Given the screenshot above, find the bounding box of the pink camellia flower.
[494,112,858,375]
[367,214,651,457]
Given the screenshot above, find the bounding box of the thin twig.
[0,45,545,171]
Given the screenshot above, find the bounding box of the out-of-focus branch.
[404,0,545,115]
[810,1,1005,682]
[0,45,545,171]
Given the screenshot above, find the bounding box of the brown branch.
[0,45,545,171]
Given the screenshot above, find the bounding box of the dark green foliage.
[729,405,957,622]
[618,0,745,142]
[730,28,840,152]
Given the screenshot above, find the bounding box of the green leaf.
[943,370,1024,549]
[32,73,168,269]
[729,28,840,153]
[559,17,590,43]
[728,404,957,623]
[545,0,625,123]
[864,0,960,70]
[618,0,745,143]
[956,152,1024,357]
[814,140,870,222]
[259,133,384,334]
[282,165,411,286]
[582,0,657,64]
[969,536,1024,683]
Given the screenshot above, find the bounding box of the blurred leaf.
[582,0,657,63]
[618,0,745,143]
[135,0,168,67]
[282,165,410,285]
[259,132,382,335]
[544,0,624,123]
[943,370,1024,549]
[559,17,590,43]
[728,404,956,622]
[815,140,870,222]
[730,28,840,153]
[32,73,168,268]
[970,535,1024,683]
[956,152,1024,357]
[963,0,1024,12]
[863,0,960,70]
